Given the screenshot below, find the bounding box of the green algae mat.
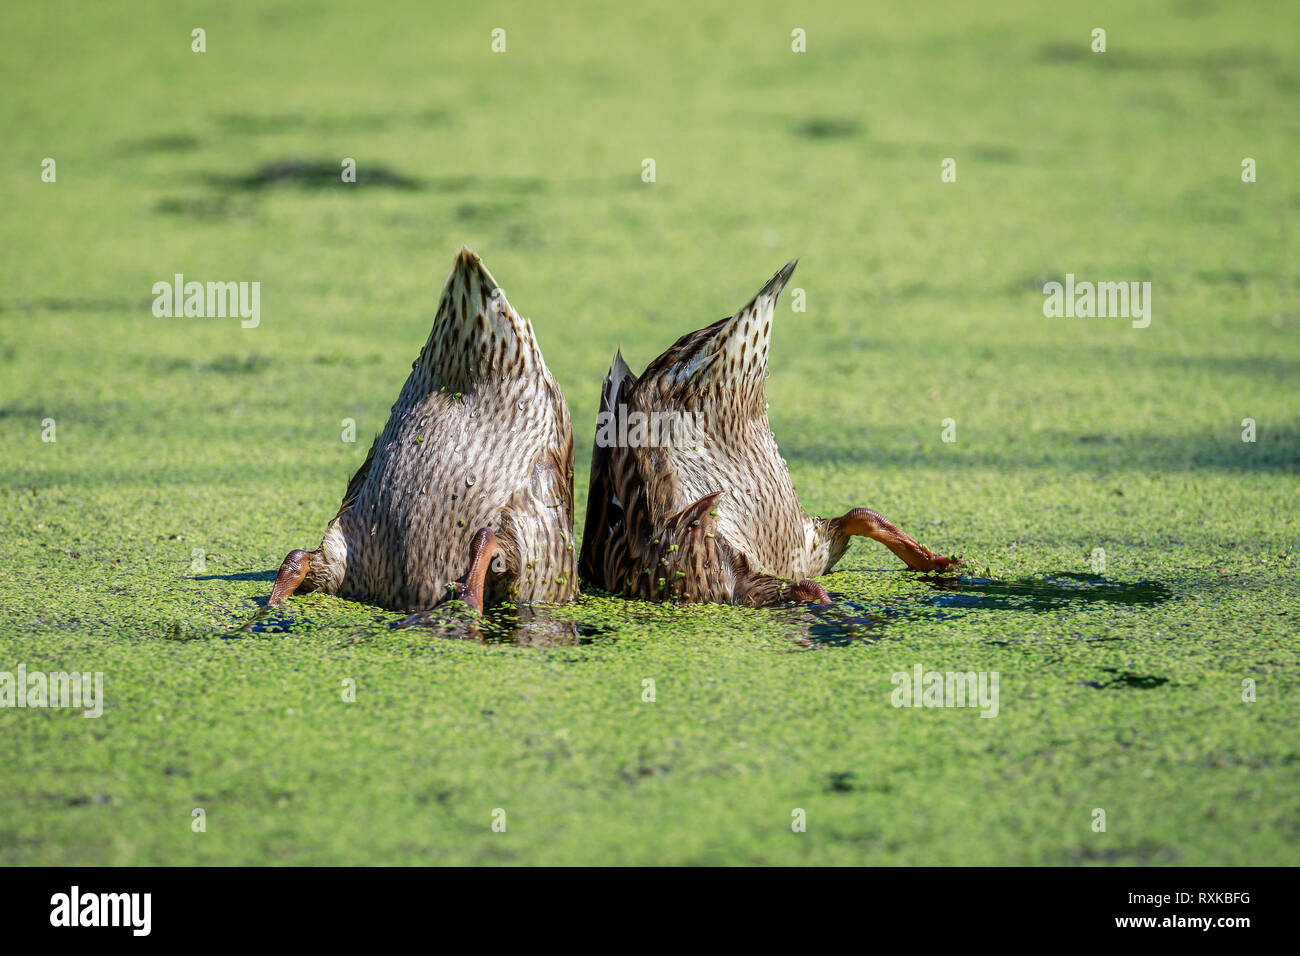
[2,1,1297,865]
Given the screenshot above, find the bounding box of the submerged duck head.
[580,259,957,607]
[260,247,578,618]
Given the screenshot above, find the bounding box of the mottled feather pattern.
[303,248,578,610]
[580,260,843,605]
[493,422,577,603]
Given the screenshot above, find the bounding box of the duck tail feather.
[417,247,542,387]
[601,349,637,416]
[666,259,798,397]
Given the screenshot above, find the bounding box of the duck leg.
[393,528,499,627]
[268,549,315,605]
[832,507,958,572]
[452,528,500,613]
[237,548,318,632]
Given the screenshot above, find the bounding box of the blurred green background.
[0,0,1296,864]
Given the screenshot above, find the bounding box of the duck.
[578,259,957,607]
[261,247,578,617]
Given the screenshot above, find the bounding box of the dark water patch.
[212,158,421,192]
[194,353,272,375]
[155,195,244,220]
[311,351,384,368]
[0,405,47,419]
[1037,43,1090,64]
[150,353,272,375]
[793,117,862,140]
[390,603,609,647]
[789,573,1172,648]
[0,296,136,315]
[63,793,111,806]
[617,756,672,784]
[238,609,298,635]
[1073,433,1118,444]
[119,134,201,154]
[225,575,1169,648]
[1083,668,1171,690]
[826,771,859,792]
[967,143,1019,164]
[793,599,894,646]
[922,573,1173,612]
[185,163,538,197]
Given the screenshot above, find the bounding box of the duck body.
[580,260,955,607]
[266,248,577,614]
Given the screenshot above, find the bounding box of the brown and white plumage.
[264,247,577,614]
[579,259,956,607]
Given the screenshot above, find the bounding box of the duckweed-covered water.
[1,0,1297,864]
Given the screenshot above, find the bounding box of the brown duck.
[263,248,578,615]
[579,259,957,607]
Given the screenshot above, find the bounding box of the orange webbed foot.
[392,527,500,628]
[268,549,313,606]
[834,507,960,573]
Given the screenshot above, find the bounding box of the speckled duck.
[579,259,957,607]
[264,247,578,614]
